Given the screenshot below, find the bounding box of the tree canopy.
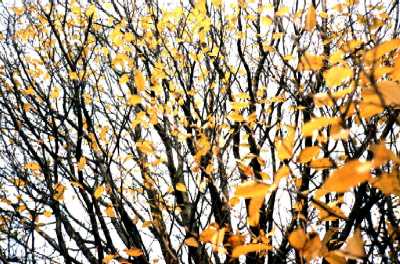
[0,0,399,263]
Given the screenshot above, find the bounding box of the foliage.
[0,0,399,263]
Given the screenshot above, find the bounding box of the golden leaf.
[371,172,400,196]
[276,6,289,17]
[184,237,199,247]
[298,52,324,71]
[127,94,142,106]
[24,162,41,171]
[232,243,271,258]
[124,247,143,257]
[320,160,372,194]
[77,156,86,171]
[53,183,65,201]
[105,206,116,218]
[94,185,105,199]
[176,182,187,192]
[305,6,317,31]
[302,117,341,137]
[341,228,365,259]
[234,181,271,198]
[364,39,400,64]
[323,66,353,88]
[134,70,146,92]
[289,228,307,250]
[297,146,321,163]
[248,196,264,226]
[302,233,323,262]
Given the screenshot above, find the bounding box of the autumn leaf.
[248,196,264,226]
[302,117,341,137]
[297,146,321,163]
[176,182,187,192]
[234,181,271,198]
[364,39,400,63]
[317,160,372,196]
[127,94,142,106]
[105,205,116,218]
[298,52,324,71]
[24,162,41,171]
[339,228,366,259]
[305,6,317,31]
[323,66,353,88]
[371,172,400,196]
[77,156,86,171]
[289,228,307,250]
[184,237,199,247]
[53,183,65,202]
[134,70,145,92]
[94,185,105,199]
[275,6,289,17]
[124,247,143,257]
[232,243,271,258]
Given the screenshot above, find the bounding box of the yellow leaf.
[324,251,347,264]
[199,224,225,251]
[69,71,79,80]
[297,146,321,163]
[127,94,142,106]
[341,228,365,259]
[313,202,347,221]
[228,111,244,122]
[310,158,333,170]
[53,183,65,201]
[176,182,187,192]
[24,162,41,171]
[184,237,199,247]
[142,221,152,228]
[94,185,105,199]
[305,6,317,31]
[302,233,323,262]
[18,204,26,213]
[376,80,400,106]
[136,140,154,154]
[261,16,273,26]
[228,235,245,248]
[370,142,400,168]
[273,165,290,186]
[77,156,86,171]
[302,117,341,137]
[234,181,271,198]
[371,172,400,196]
[119,74,129,85]
[105,205,116,218]
[359,89,384,118]
[102,254,116,264]
[289,228,307,250]
[323,66,353,88]
[320,160,372,194]
[298,52,324,71]
[124,247,143,257]
[43,210,52,217]
[134,70,146,92]
[248,196,264,226]
[277,140,292,161]
[230,101,249,111]
[85,4,96,16]
[329,50,345,65]
[364,39,400,64]
[276,6,289,17]
[50,87,60,99]
[232,243,271,258]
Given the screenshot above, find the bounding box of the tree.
[0,0,399,263]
